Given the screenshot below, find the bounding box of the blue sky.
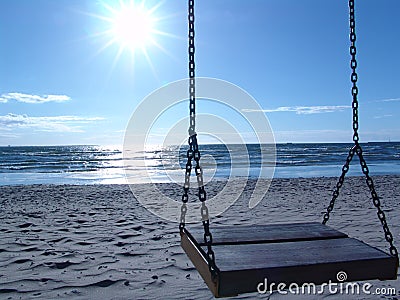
[0,0,399,146]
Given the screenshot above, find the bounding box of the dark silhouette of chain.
[322,145,356,225]
[180,0,218,280]
[322,0,398,262]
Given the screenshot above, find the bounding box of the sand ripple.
[0,176,399,299]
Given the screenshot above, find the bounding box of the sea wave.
[0,142,399,185]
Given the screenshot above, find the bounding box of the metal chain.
[322,0,398,260]
[322,145,356,224]
[179,203,187,231]
[188,0,196,138]
[180,0,218,279]
[180,0,207,226]
[201,202,219,279]
[355,147,398,258]
[349,0,359,144]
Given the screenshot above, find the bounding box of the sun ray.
[85,0,175,79]
[147,0,163,13]
[141,46,159,82]
[108,44,126,77]
[151,29,183,40]
[92,37,119,59]
[149,38,180,65]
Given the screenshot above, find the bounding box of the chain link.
[349,0,359,143]
[201,202,219,279]
[180,0,218,280]
[355,147,398,258]
[322,0,398,262]
[322,145,356,224]
[188,0,196,138]
[179,203,187,231]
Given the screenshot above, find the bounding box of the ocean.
[0,142,399,185]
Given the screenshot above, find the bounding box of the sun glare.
[90,0,175,74]
[111,5,154,52]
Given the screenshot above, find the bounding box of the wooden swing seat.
[181,222,398,298]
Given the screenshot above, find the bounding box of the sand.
[1,176,399,300]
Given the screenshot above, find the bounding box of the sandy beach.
[1,175,399,299]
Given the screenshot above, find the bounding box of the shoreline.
[1,171,400,187]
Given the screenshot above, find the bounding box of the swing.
[179,0,399,297]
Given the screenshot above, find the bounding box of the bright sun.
[111,4,155,52]
[91,1,171,71]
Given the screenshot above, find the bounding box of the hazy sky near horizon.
[1,0,399,146]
